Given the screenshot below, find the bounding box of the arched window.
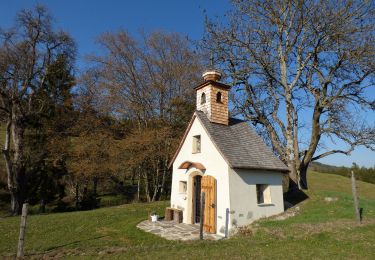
[216,92,222,103]
[201,92,206,104]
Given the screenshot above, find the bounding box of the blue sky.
[0,0,231,66]
[1,0,374,168]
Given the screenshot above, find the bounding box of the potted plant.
[150,212,158,222]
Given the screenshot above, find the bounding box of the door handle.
[211,203,215,208]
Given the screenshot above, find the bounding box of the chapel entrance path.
[137,220,222,241]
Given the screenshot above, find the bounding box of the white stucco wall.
[171,114,285,236]
[171,115,231,236]
[228,168,284,228]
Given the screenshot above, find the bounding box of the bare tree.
[205,0,375,190]
[82,30,202,200]
[86,30,201,122]
[0,5,75,214]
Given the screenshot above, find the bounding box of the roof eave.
[193,80,231,91]
[232,166,289,173]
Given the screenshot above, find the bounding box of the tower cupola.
[202,69,222,81]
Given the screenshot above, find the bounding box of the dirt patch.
[236,226,255,236]
[271,205,301,221]
[96,227,116,235]
[98,247,129,255]
[251,219,375,240]
[295,219,375,231]
[261,227,287,239]
[25,248,83,259]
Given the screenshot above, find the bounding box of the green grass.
[0,171,374,259]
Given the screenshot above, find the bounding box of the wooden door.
[201,175,216,233]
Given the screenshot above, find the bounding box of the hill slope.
[309,170,375,199]
[310,162,375,184]
[0,171,374,259]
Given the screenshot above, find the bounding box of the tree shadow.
[25,235,107,257]
[283,189,309,210]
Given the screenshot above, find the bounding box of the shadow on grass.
[25,235,108,257]
[284,189,309,209]
[0,190,10,217]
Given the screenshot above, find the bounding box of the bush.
[79,192,101,210]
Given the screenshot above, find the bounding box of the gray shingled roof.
[195,111,289,172]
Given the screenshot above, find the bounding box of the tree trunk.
[137,169,141,202]
[75,182,80,209]
[131,172,135,185]
[299,164,308,189]
[3,120,17,215]
[93,177,98,196]
[159,159,168,200]
[287,165,300,192]
[299,103,323,190]
[14,118,27,214]
[39,199,46,213]
[3,115,27,215]
[144,172,151,202]
[151,161,160,202]
[287,162,309,191]
[284,87,303,192]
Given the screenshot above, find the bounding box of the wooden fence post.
[225,208,229,238]
[199,192,205,240]
[351,171,361,225]
[17,203,28,258]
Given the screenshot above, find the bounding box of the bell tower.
[195,69,231,125]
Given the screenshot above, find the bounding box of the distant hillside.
[309,161,375,184]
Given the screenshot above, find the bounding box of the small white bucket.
[151,215,158,222]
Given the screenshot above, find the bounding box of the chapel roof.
[195,111,289,172]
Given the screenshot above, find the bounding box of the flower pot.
[151,215,158,222]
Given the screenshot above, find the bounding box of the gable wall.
[171,116,230,236]
[228,168,284,229]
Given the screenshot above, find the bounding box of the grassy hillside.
[309,170,375,199]
[310,161,375,184]
[0,171,374,259]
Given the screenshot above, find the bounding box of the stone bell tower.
[194,69,231,125]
